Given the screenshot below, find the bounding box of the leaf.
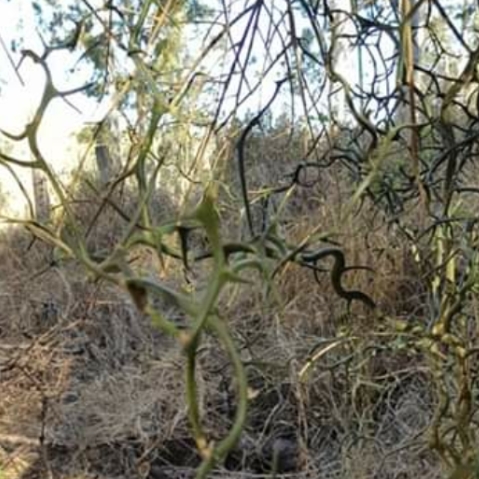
[32,2,42,16]
[192,188,222,260]
[154,38,168,59]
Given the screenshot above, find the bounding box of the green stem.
[194,314,248,479]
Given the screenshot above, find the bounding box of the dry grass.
[0,168,449,479]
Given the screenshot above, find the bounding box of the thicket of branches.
[2,1,479,478]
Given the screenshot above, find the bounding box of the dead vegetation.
[0,166,450,479]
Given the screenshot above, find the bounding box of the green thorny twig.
[125,190,250,479]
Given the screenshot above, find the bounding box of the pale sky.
[0,1,105,152]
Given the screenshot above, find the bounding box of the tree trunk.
[31,168,51,222]
[94,117,121,185]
